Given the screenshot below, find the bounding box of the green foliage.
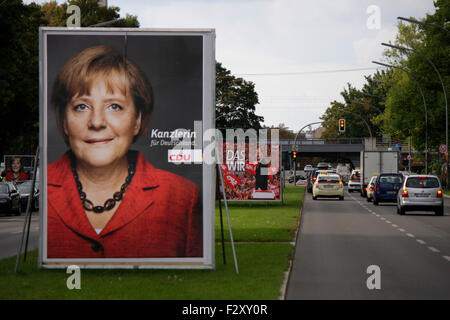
[216,62,264,131]
[320,0,449,157]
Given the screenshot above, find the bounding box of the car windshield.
[406,177,440,188]
[0,185,9,193]
[351,172,360,180]
[379,175,403,184]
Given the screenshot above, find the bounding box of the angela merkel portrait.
[47,45,203,259]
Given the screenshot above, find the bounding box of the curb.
[278,188,305,300]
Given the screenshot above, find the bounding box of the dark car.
[373,173,404,205]
[16,181,39,212]
[0,182,22,215]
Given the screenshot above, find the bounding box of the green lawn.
[0,186,304,300]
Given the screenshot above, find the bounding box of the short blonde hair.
[51,45,153,144]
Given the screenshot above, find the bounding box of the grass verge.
[0,186,304,300]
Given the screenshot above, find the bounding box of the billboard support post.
[217,163,239,275]
[14,146,40,273]
[216,165,226,264]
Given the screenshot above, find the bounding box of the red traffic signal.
[292,151,297,158]
[339,119,345,132]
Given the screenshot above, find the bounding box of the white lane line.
[428,247,440,253]
[416,239,426,245]
[392,224,398,228]
[406,233,415,238]
[380,217,386,221]
[398,228,406,232]
[385,220,391,224]
[443,256,450,262]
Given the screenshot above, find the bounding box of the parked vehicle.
[373,173,404,205]
[347,170,361,193]
[366,175,378,202]
[360,151,399,197]
[289,171,307,184]
[16,180,40,212]
[312,174,344,200]
[0,182,21,215]
[397,175,444,216]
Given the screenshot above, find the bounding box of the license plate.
[387,191,396,194]
[415,194,430,197]
[323,185,334,189]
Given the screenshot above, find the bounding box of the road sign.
[439,144,447,154]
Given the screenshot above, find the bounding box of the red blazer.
[47,152,202,258]
[6,171,29,182]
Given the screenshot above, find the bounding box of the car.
[373,173,404,205]
[365,175,378,202]
[16,180,40,212]
[296,177,308,186]
[347,170,361,193]
[397,175,444,216]
[289,171,307,184]
[316,162,330,170]
[307,169,333,193]
[312,174,344,200]
[304,165,314,171]
[0,182,21,215]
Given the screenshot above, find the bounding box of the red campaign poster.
[220,142,281,201]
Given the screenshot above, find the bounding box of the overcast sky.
[28,0,436,133]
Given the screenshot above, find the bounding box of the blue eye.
[74,104,89,111]
[108,104,123,111]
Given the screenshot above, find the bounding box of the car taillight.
[339,181,343,188]
[369,186,374,192]
[309,178,312,182]
[365,187,367,191]
[376,184,380,192]
[402,189,408,198]
[437,190,443,198]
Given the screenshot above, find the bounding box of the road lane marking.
[398,228,406,232]
[443,256,450,262]
[428,247,440,253]
[385,220,391,224]
[392,224,398,228]
[380,217,386,220]
[406,233,415,238]
[416,239,426,245]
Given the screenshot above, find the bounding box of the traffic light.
[292,151,297,159]
[339,119,345,132]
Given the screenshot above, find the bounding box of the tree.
[0,0,47,157]
[40,0,139,27]
[216,62,264,131]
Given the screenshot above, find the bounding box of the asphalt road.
[286,188,450,300]
[0,213,39,260]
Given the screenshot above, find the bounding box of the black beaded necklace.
[69,152,136,214]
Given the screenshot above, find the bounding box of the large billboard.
[39,28,215,269]
[220,142,281,201]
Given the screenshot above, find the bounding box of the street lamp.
[397,16,450,34]
[382,42,448,182]
[372,60,429,174]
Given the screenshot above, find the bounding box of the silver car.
[397,175,444,216]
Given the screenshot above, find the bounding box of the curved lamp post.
[372,60,428,174]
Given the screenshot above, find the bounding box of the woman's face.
[11,158,21,173]
[64,74,141,169]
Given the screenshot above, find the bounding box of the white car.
[347,170,361,193]
[366,175,377,202]
[312,174,344,200]
[397,175,444,216]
